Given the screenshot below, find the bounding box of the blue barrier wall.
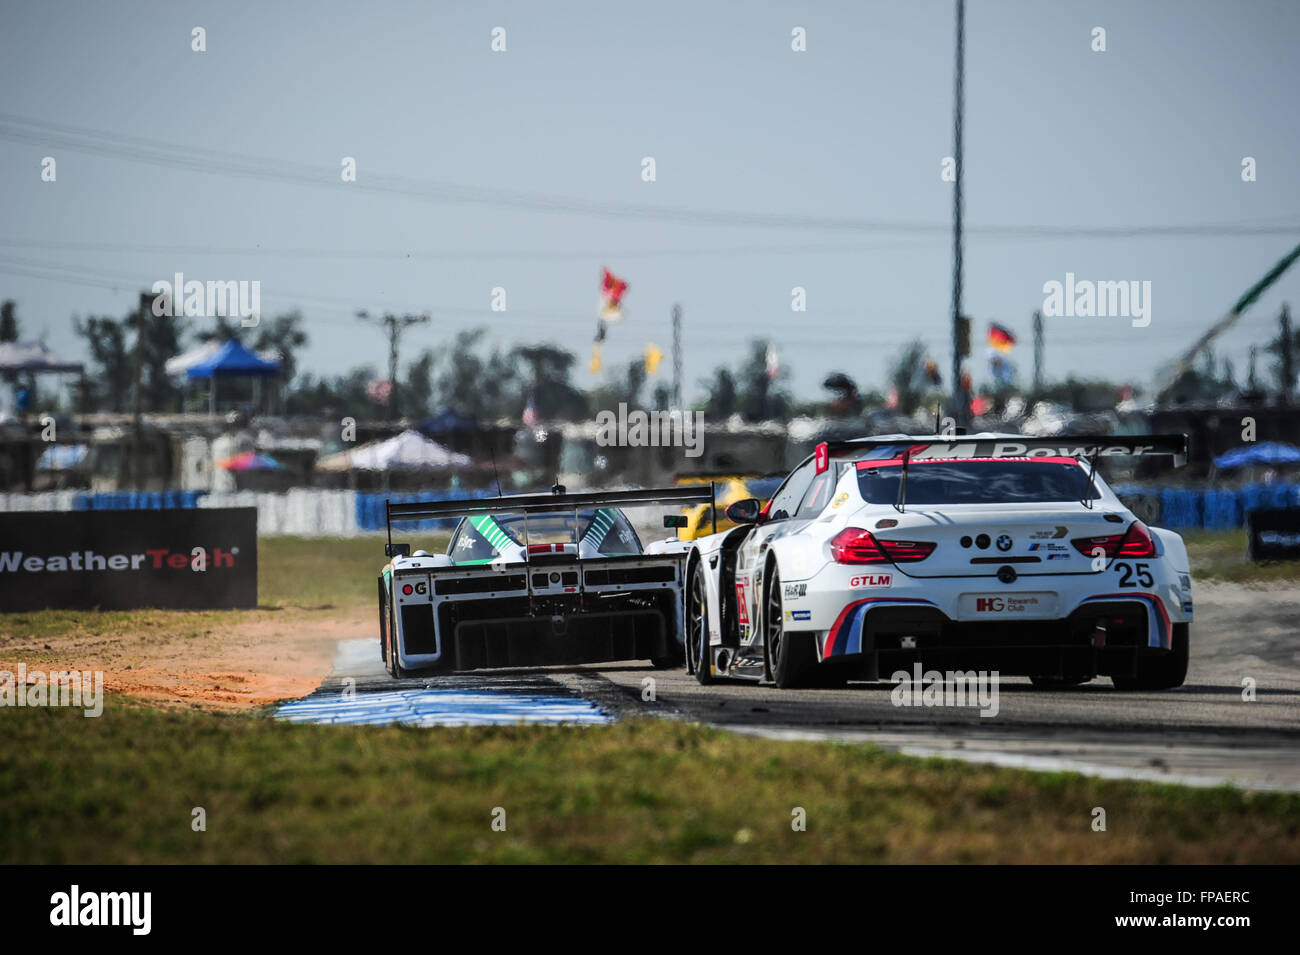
[356,489,500,532]
[1113,483,1300,530]
[73,491,207,510]
[34,484,1300,532]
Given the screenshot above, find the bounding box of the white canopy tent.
[317,429,472,472]
[0,341,85,374]
[0,341,85,417]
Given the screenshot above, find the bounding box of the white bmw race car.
[682,433,1193,690]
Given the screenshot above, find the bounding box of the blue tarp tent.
[184,341,282,414]
[186,340,281,379]
[417,409,478,436]
[1213,442,1300,470]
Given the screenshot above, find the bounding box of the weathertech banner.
[0,507,256,610]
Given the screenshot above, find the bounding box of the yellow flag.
[644,342,664,374]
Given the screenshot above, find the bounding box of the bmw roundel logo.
[996,534,1013,552]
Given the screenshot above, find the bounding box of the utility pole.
[949,0,966,425]
[125,290,151,488]
[357,310,430,420]
[1032,310,1044,396]
[671,303,682,408]
[1281,303,1293,406]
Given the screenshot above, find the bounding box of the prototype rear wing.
[821,433,1189,469]
[384,484,718,556]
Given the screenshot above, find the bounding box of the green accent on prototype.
[469,514,514,552]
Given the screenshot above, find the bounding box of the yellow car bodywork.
[674,477,768,541]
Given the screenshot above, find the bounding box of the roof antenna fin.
[894,447,912,514]
[489,446,503,498]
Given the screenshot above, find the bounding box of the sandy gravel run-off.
[0,606,357,711]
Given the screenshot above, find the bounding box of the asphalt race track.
[284,582,1300,791]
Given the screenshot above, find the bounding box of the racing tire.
[687,560,714,685]
[813,664,850,689]
[386,596,408,680]
[1112,623,1189,691]
[378,577,389,664]
[650,646,684,669]
[765,565,817,689]
[1028,674,1091,689]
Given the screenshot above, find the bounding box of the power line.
[3,224,1295,264]
[0,254,1265,346]
[0,236,940,260]
[3,112,1299,238]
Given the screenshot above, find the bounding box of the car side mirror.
[725,498,763,525]
[385,542,411,558]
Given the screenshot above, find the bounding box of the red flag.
[600,268,628,322]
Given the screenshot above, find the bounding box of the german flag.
[987,322,1016,353]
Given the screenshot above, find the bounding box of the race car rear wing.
[822,433,1189,513]
[384,484,718,556]
[820,433,1189,469]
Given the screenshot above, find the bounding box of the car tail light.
[1072,521,1156,559]
[1117,521,1157,557]
[1072,534,1121,558]
[830,528,935,564]
[879,538,937,562]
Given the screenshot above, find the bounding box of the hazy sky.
[2,0,1298,405]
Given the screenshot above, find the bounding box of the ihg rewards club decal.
[0,508,256,611]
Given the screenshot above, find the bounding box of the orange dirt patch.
[0,606,368,712]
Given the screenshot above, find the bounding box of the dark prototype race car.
[377,485,714,677]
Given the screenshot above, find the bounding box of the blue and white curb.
[277,687,610,727]
[275,638,612,727]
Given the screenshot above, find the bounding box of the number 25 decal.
[1115,561,1153,588]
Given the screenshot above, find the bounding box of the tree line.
[8,296,1270,421]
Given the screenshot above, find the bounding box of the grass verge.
[3,701,1298,864]
[1183,529,1300,585]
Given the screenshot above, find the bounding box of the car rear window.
[855,459,1100,504]
[448,508,642,561]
